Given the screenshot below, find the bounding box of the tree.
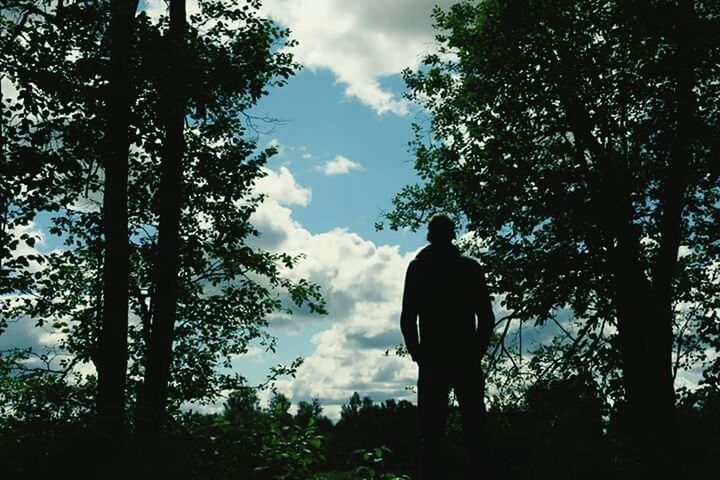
[295,398,323,426]
[95,0,140,438]
[224,385,261,423]
[1,0,107,301]
[1,0,324,438]
[134,0,188,436]
[386,0,719,468]
[268,391,292,424]
[0,0,111,386]
[1,2,127,475]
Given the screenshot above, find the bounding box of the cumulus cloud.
[261,0,457,115]
[247,165,420,416]
[142,0,455,115]
[315,155,365,176]
[249,165,581,419]
[273,325,418,419]
[254,166,312,206]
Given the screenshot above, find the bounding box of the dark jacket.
[400,243,494,366]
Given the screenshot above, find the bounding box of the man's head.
[427,213,456,244]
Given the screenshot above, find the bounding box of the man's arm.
[475,263,495,356]
[400,261,421,363]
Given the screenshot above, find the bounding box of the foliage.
[353,446,411,480]
[0,348,96,478]
[0,0,325,420]
[1,0,108,298]
[255,416,325,479]
[3,0,719,477]
[332,394,418,476]
[2,380,719,478]
[385,0,720,412]
[150,388,327,480]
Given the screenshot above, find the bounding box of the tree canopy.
[386,0,719,464]
[1,0,324,429]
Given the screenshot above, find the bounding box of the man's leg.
[418,364,450,480]
[454,367,487,479]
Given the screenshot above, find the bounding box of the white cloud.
[6,162,713,421]
[142,0,453,115]
[248,166,420,417]
[315,155,365,175]
[142,0,201,23]
[273,325,417,416]
[1,76,19,100]
[261,0,456,115]
[254,166,311,206]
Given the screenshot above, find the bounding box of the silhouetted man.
[400,214,494,479]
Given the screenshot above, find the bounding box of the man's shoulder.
[458,255,486,279]
[458,255,482,268]
[406,257,423,274]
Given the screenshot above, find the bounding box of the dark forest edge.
[1,380,718,479]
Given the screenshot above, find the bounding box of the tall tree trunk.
[614,271,676,474]
[613,3,696,471]
[559,64,674,462]
[609,120,679,473]
[96,0,139,436]
[135,0,187,436]
[613,244,670,466]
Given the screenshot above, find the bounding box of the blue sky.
[250,68,425,247]
[235,66,428,414]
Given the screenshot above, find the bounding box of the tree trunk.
[622,0,697,470]
[613,246,676,471]
[96,0,139,436]
[612,2,697,460]
[135,0,187,437]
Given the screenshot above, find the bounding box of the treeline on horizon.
[1,0,719,479]
[2,377,719,479]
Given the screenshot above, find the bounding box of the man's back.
[401,242,492,365]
